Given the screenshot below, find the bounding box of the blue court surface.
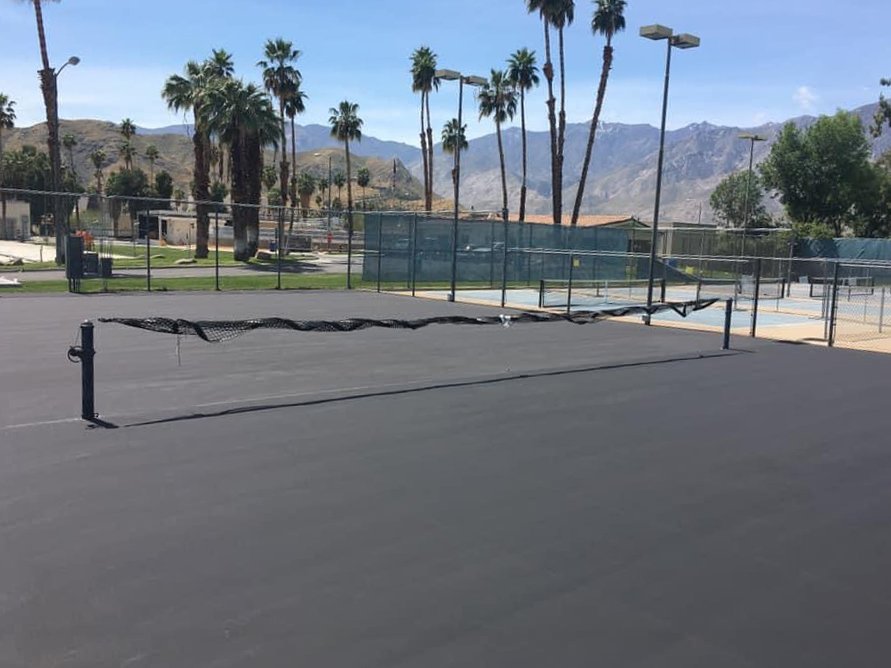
[3,290,891,667]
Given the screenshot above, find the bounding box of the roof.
[521,214,644,228]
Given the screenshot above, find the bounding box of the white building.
[0,200,31,241]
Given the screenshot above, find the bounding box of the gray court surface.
[2,290,891,667]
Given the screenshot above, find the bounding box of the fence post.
[828,262,841,347]
[214,211,220,291]
[145,207,151,292]
[880,288,886,334]
[500,209,509,307]
[411,212,418,296]
[68,320,96,420]
[722,299,733,350]
[346,208,354,290]
[276,208,284,290]
[376,213,383,293]
[565,252,575,315]
[750,258,762,338]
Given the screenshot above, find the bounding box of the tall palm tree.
[507,48,540,222]
[478,70,518,218]
[441,117,468,188]
[411,46,439,212]
[61,132,76,170]
[0,93,15,233]
[357,167,371,207]
[163,53,232,258]
[258,38,302,208]
[527,0,573,224]
[118,141,136,171]
[329,100,363,286]
[205,79,279,260]
[571,0,626,226]
[333,170,346,202]
[89,148,106,193]
[284,84,307,204]
[120,118,136,141]
[145,144,159,182]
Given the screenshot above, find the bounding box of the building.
[0,200,32,241]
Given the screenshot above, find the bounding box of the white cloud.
[793,85,818,112]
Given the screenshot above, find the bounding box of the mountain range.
[7,102,889,223]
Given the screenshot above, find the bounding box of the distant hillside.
[5,120,426,205]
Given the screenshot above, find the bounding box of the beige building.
[1,200,31,240]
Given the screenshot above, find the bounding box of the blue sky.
[2,0,889,146]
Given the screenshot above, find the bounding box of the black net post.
[346,208,354,290]
[276,208,284,290]
[145,206,151,292]
[67,320,96,421]
[723,299,733,350]
[750,258,762,338]
[828,261,841,347]
[214,211,220,292]
[500,209,509,307]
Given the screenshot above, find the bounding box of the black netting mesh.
[99,298,717,343]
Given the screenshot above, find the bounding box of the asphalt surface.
[2,291,891,667]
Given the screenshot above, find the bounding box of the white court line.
[2,417,82,431]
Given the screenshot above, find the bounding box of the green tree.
[356,167,371,207]
[119,118,136,141]
[410,46,439,212]
[258,37,302,208]
[284,84,308,204]
[262,164,278,199]
[162,50,233,258]
[153,170,174,209]
[118,141,136,171]
[709,171,771,229]
[333,169,346,202]
[209,180,228,213]
[571,0,625,226]
[106,167,149,236]
[89,148,106,193]
[61,132,76,171]
[872,77,891,137]
[329,100,363,252]
[0,93,16,232]
[527,0,574,224]
[145,144,159,182]
[506,48,539,222]
[205,79,279,260]
[296,170,316,218]
[441,118,468,188]
[760,112,876,236]
[478,69,518,218]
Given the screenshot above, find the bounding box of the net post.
[828,261,841,347]
[145,205,151,292]
[659,277,666,304]
[275,208,284,290]
[750,257,762,338]
[346,207,354,290]
[376,213,383,293]
[410,212,418,296]
[538,279,545,309]
[565,254,575,315]
[722,299,733,350]
[68,320,96,421]
[214,211,220,291]
[500,208,509,308]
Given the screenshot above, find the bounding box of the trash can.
[99,257,114,278]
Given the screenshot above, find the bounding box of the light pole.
[436,69,487,302]
[314,152,333,251]
[739,133,766,257]
[45,55,79,264]
[640,25,699,320]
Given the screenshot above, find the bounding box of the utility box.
[66,235,85,280]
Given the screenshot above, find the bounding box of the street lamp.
[739,133,766,257]
[314,151,333,251]
[640,25,699,321]
[436,68,487,302]
[45,54,80,264]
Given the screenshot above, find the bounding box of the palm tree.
[357,167,371,207]
[527,0,573,224]
[0,93,16,232]
[145,144,159,182]
[120,118,136,142]
[329,100,363,286]
[507,48,540,222]
[411,46,439,211]
[205,79,280,260]
[441,117,468,188]
[258,37,302,208]
[571,0,626,226]
[478,70,518,218]
[284,84,307,204]
[61,132,76,170]
[89,148,106,193]
[163,53,232,258]
[296,170,316,218]
[333,170,346,202]
[118,141,136,171]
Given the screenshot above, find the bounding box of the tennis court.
[3,290,891,667]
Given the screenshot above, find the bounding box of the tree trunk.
[345,139,354,255]
[419,97,429,213]
[496,120,508,215]
[541,20,559,225]
[425,91,434,211]
[290,115,297,204]
[555,26,566,227]
[193,120,210,259]
[0,127,6,238]
[571,43,613,227]
[279,98,289,208]
[519,89,527,222]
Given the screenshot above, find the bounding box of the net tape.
[98,299,718,343]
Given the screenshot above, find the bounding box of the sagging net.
[98,299,718,343]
